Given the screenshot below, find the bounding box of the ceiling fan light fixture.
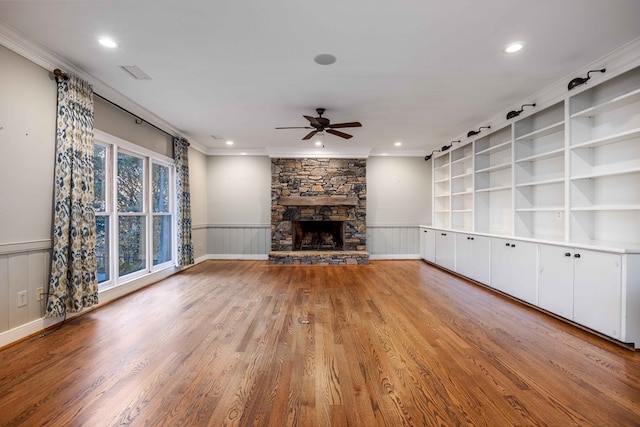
[314,53,337,65]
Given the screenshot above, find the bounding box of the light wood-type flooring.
[1,260,639,426]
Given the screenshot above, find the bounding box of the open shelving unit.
[432,152,451,229]
[450,143,474,231]
[513,102,565,240]
[473,126,513,235]
[569,66,640,244]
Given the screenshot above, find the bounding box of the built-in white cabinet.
[455,233,490,284]
[538,244,575,320]
[435,230,455,271]
[490,238,538,305]
[450,143,474,232]
[419,227,436,263]
[572,250,622,340]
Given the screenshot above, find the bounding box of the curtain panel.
[46,74,98,317]
[174,137,194,266]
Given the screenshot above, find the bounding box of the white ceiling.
[2,0,640,156]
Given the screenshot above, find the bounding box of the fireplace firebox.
[293,221,344,251]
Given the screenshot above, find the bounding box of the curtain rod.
[53,68,186,144]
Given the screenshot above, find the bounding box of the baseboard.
[369,254,421,260]
[205,254,269,260]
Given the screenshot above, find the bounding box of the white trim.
[206,254,269,260]
[94,129,173,164]
[267,147,371,159]
[0,239,51,255]
[370,254,421,260]
[366,224,421,228]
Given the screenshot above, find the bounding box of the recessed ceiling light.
[394,142,402,147]
[98,37,117,48]
[380,153,388,156]
[226,140,234,145]
[503,41,524,54]
[241,152,247,155]
[314,53,337,65]
[315,141,322,146]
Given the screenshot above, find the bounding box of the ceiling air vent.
[120,65,152,80]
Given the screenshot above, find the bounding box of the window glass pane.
[153,215,172,265]
[118,216,146,276]
[152,163,170,213]
[117,152,143,212]
[93,144,107,212]
[96,216,109,283]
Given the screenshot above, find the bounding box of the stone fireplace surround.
[269,158,370,265]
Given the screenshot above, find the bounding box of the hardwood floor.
[0,260,639,426]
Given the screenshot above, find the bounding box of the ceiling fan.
[276,108,362,140]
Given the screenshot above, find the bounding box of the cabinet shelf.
[515,177,564,188]
[434,210,450,213]
[571,166,640,180]
[516,148,565,163]
[515,121,565,141]
[434,194,450,198]
[515,206,564,212]
[571,205,640,211]
[451,155,472,165]
[451,172,472,180]
[571,87,640,118]
[475,140,511,156]
[451,190,473,196]
[571,127,640,149]
[434,177,450,184]
[475,185,512,193]
[475,162,511,174]
[452,209,473,213]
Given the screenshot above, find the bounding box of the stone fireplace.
[269,158,369,265]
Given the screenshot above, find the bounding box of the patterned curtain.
[46,74,98,317]
[174,137,194,266]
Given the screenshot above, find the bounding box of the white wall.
[366,156,432,257]
[0,44,57,245]
[367,156,431,225]
[189,148,208,260]
[207,156,271,225]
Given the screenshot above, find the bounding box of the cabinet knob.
[467,236,471,240]
[505,243,510,247]
[424,230,427,233]
[574,253,581,258]
[471,237,474,240]
[510,244,516,248]
[441,233,447,236]
[564,252,571,257]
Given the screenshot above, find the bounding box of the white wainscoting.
[366,225,421,259]
[0,241,51,334]
[202,224,271,259]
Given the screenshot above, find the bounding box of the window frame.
[94,130,176,291]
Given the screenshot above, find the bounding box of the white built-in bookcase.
[432,64,640,250]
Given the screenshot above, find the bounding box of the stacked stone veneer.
[270,158,368,264]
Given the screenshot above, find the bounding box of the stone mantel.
[279,196,359,206]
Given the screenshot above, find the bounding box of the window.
[117,151,146,277]
[93,131,175,290]
[93,143,110,283]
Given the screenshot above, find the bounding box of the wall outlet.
[36,287,44,301]
[17,290,27,308]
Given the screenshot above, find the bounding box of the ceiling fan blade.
[304,115,322,127]
[302,130,318,140]
[327,121,362,129]
[275,126,314,129]
[326,129,353,139]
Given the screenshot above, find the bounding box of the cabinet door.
[574,250,622,339]
[435,231,455,270]
[455,233,473,279]
[538,245,574,319]
[420,228,436,262]
[507,241,538,305]
[490,238,512,293]
[470,235,491,284]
